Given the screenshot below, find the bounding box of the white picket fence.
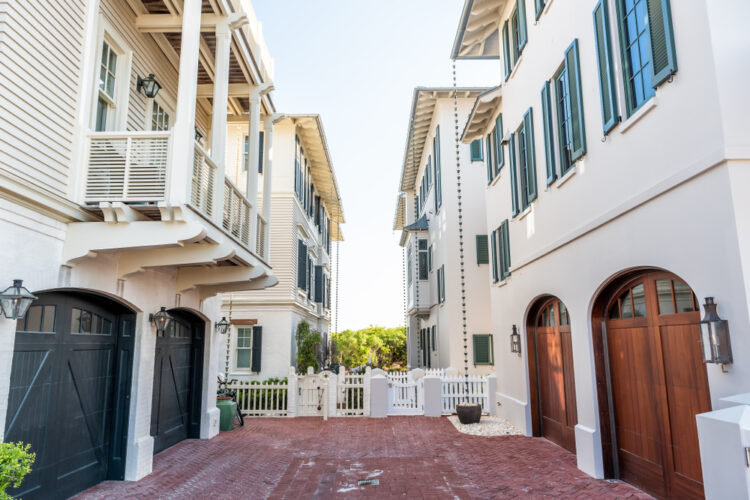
[337,372,369,416]
[441,375,489,414]
[386,370,409,383]
[227,380,289,417]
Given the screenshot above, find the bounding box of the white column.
[210,22,231,226]
[245,92,261,249]
[0,319,18,441]
[261,114,281,259]
[168,0,203,205]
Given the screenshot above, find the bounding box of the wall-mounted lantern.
[699,297,733,365]
[149,307,172,336]
[136,74,162,98]
[0,280,37,320]
[215,317,230,335]
[510,324,521,354]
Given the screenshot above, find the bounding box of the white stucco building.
[219,114,344,381]
[394,88,493,375]
[0,0,283,497]
[451,0,750,498]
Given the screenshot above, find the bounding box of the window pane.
[632,284,646,317]
[656,279,675,314]
[80,310,92,333]
[547,304,555,326]
[96,97,108,132]
[619,289,632,318]
[673,281,695,313]
[102,319,112,335]
[71,308,82,333]
[609,300,620,319]
[23,306,42,332]
[92,314,101,335]
[559,302,569,326]
[237,349,251,368]
[41,305,57,333]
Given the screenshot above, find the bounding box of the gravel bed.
[447,415,522,437]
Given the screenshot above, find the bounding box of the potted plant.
[456,401,482,424]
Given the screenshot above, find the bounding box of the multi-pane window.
[486,115,504,184]
[95,40,118,132]
[16,305,57,333]
[236,327,253,369]
[503,0,528,78]
[511,109,537,212]
[555,68,574,174]
[618,0,655,113]
[492,220,511,281]
[418,239,428,280]
[151,102,170,131]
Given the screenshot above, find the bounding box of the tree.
[332,326,406,369]
[295,320,322,373]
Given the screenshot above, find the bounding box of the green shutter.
[434,127,442,211]
[494,114,504,173]
[473,334,493,365]
[541,81,557,184]
[314,265,323,302]
[593,0,619,134]
[517,0,528,51]
[476,235,489,265]
[485,133,494,183]
[535,0,545,19]
[251,326,262,372]
[564,39,587,162]
[499,220,511,280]
[502,21,511,80]
[490,231,498,282]
[470,139,483,161]
[258,131,265,173]
[647,0,677,86]
[523,108,537,203]
[509,132,519,216]
[297,240,306,288]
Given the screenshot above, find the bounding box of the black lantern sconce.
[510,324,521,354]
[215,317,230,335]
[136,74,162,99]
[149,307,172,336]
[0,280,37,320]
[699,297,733,366]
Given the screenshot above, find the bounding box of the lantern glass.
[0,280,37,320]
[510,325,521,354]
[150,307,172,335]
[215,317,230,334]
[699,297,733,365]
[137,74,162,99]
[699,321,713,363]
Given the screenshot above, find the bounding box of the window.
[428,245,433,272]
[485,131,495,183]
[151,102,170,131]
[16,305,56,333]
[486,114,505,185]
[615,0,676,116]
[236,327,253,369]
[502,21,512,80]
[470,139,483,161]
[418,239,428,280]
[655,279,698,315]
[541,81,557,185]
[473,334,494,365]
[433,127,442,212]
[593,0,619,134]
[514,108,537,211]
[95,39,120,131]
[608,283,647,319]
[503,0,528,78]
[437,265,446,304]
[476,235,489,265]
[535,0,546,19]
[493,220,511,281]
[431,325,437,351]
[553,40,586,176]
[297,240,308,289]
[70,308,112,335]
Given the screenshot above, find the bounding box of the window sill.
[509,54,524,80]
[517,204,533,221]
[620,97,658,134]
[489,172,502,188]
[495,279,509,288]
[556,165,577,188]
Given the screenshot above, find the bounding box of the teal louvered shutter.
[502,21,511,80]
[251,326,262,372]
[470,139,483,161]
[541,81,556,184]
[434,128,442,211]
[517,0,528,51]
[297,241,306,288]
[314,266,323,303]
[593,0,619,134]
[523,108,537,203]
[258,131,265,173]
[501,220,511,280]
[476,235,489,265]
[647,0,677,86]
[473,335,493,365]
[494,114,504,173]
[490,231,498,282]
[535,0,545,19]
[485,134,494,183]
[564,39,587,162]
[509,133,519,216]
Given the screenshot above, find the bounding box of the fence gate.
[387,373,423,415]
[296,370,329,417]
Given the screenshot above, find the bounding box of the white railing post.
[326,371,337,419]
[287,366,297,418]
[209,19,231,227]
[364,366,372,416]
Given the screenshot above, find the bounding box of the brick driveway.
[78,417,650,499]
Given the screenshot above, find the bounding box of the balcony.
[407,279,432,318]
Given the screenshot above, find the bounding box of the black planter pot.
[456,403,482,424]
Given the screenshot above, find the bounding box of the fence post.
[423,375,442,417]
[287,366,297,418]
[487,374,497,416]
[370,374,388,418]
[326,371,337,419]
[364,366,372,416]
[337,367,346,409]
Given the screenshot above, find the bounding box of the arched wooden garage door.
[601,272,710,499]
[5,292,135,500]
[529,298,577,453]
[150,309,204,454]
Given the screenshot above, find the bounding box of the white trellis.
[441,375,489,414]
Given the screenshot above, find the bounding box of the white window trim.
[232,325,256,374]
[90,17,132,132]
[144,94,176,132]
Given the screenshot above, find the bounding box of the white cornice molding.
[0,172,99,223]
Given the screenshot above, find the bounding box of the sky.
[253,1,498,331]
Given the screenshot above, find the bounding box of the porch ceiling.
[451,0,507,60]
[461,85,502,143]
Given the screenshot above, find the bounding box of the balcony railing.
[192,142,217,218]
[85,131,171,203]
[223,178,251,246]
[256,214,267,258]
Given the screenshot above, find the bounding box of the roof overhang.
[393,193,407,231]
[398,87,486,193]
[285,114,345,241]
[451,0,508,60]
[461,85,502,143]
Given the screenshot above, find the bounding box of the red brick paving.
[77,417,651,499]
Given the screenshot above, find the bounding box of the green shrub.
[296,321,321,373]
[0,442,35,499]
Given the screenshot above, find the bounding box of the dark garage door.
[5,292,134,500]
[151,309,204,454]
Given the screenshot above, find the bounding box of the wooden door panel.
[659,323,711,489]
[619,449,668,499]
[537,329,565,424]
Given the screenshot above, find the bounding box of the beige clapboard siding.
[0,0,85,196]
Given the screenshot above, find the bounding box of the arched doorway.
[593,270,711,499]
[527,297,577,453]
[150,308,205,454]
[5,290,136,500]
